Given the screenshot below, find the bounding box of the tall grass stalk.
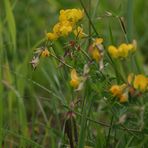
[0,15,4,148]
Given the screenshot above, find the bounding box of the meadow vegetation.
[0,0,148,147]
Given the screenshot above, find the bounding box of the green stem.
[118,17,129,43]
[88,0,91,46]
[81,48,91,61]
[79,0,99,37]
[106,116,114,147]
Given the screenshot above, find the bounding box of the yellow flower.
[53,23,60,35]
[133,74,148,91]
[46,9,84,40]
[118,44,130,58]
[119,93,128,103]
[110,84,126,96]
[93,38,103,46]
[91,48,101,62]
[74,26,85,38]
[59,22,72,36]
[110,84,128,103]
[47,32,58,41]
[108,43,135,58]
[127,44,134,51]
[110,85,123,97]
[41,48,50,57]
[59,9,84,24]
[128,74,148,92]
[70,69,80,88]
[89,38,104,62]
[53,21,73,37]
[108,45,119,58]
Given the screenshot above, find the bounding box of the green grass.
[0,0,148,147]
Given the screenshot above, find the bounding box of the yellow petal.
[71,69,78,80]
[127,44,134,50]
[59,9,84,24]
[118,44,129,58]
[110,85,122,96]
[70,69,80,88]
[92,48,101,62]
[133,74,148,91]
[108,45,119,58]
[54,21,72,37]
[47,32,58,40]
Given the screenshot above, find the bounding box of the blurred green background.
[0,0,148,147]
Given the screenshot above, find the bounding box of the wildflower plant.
[30,1,148,148]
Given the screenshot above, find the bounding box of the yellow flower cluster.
[128,74,148,92]
[108,43,135,58]
[47,9,84,41]
[110,74,148,103]
[89,38,104,62]
[70,69,80,88]
[110,84,128,103]
[59,9,84,24]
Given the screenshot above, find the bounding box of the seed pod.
[64,111,78,148]
[65,118,74,148]
[73,117,78,144]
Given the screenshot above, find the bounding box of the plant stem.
[71,110,142,134]
[88,0,91,46]
[106,116,114,147]
[79,0,99,37]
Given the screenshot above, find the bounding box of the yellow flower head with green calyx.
[108,45,119,58]
[47,32,58,41]
[70,69,80,88]
[41,48,50,57]
[59,9,84,24]
[53,21,73,37]
[74,26,85,38]
[133,74,148,92]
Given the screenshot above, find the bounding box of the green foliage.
[0,0,148,147]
